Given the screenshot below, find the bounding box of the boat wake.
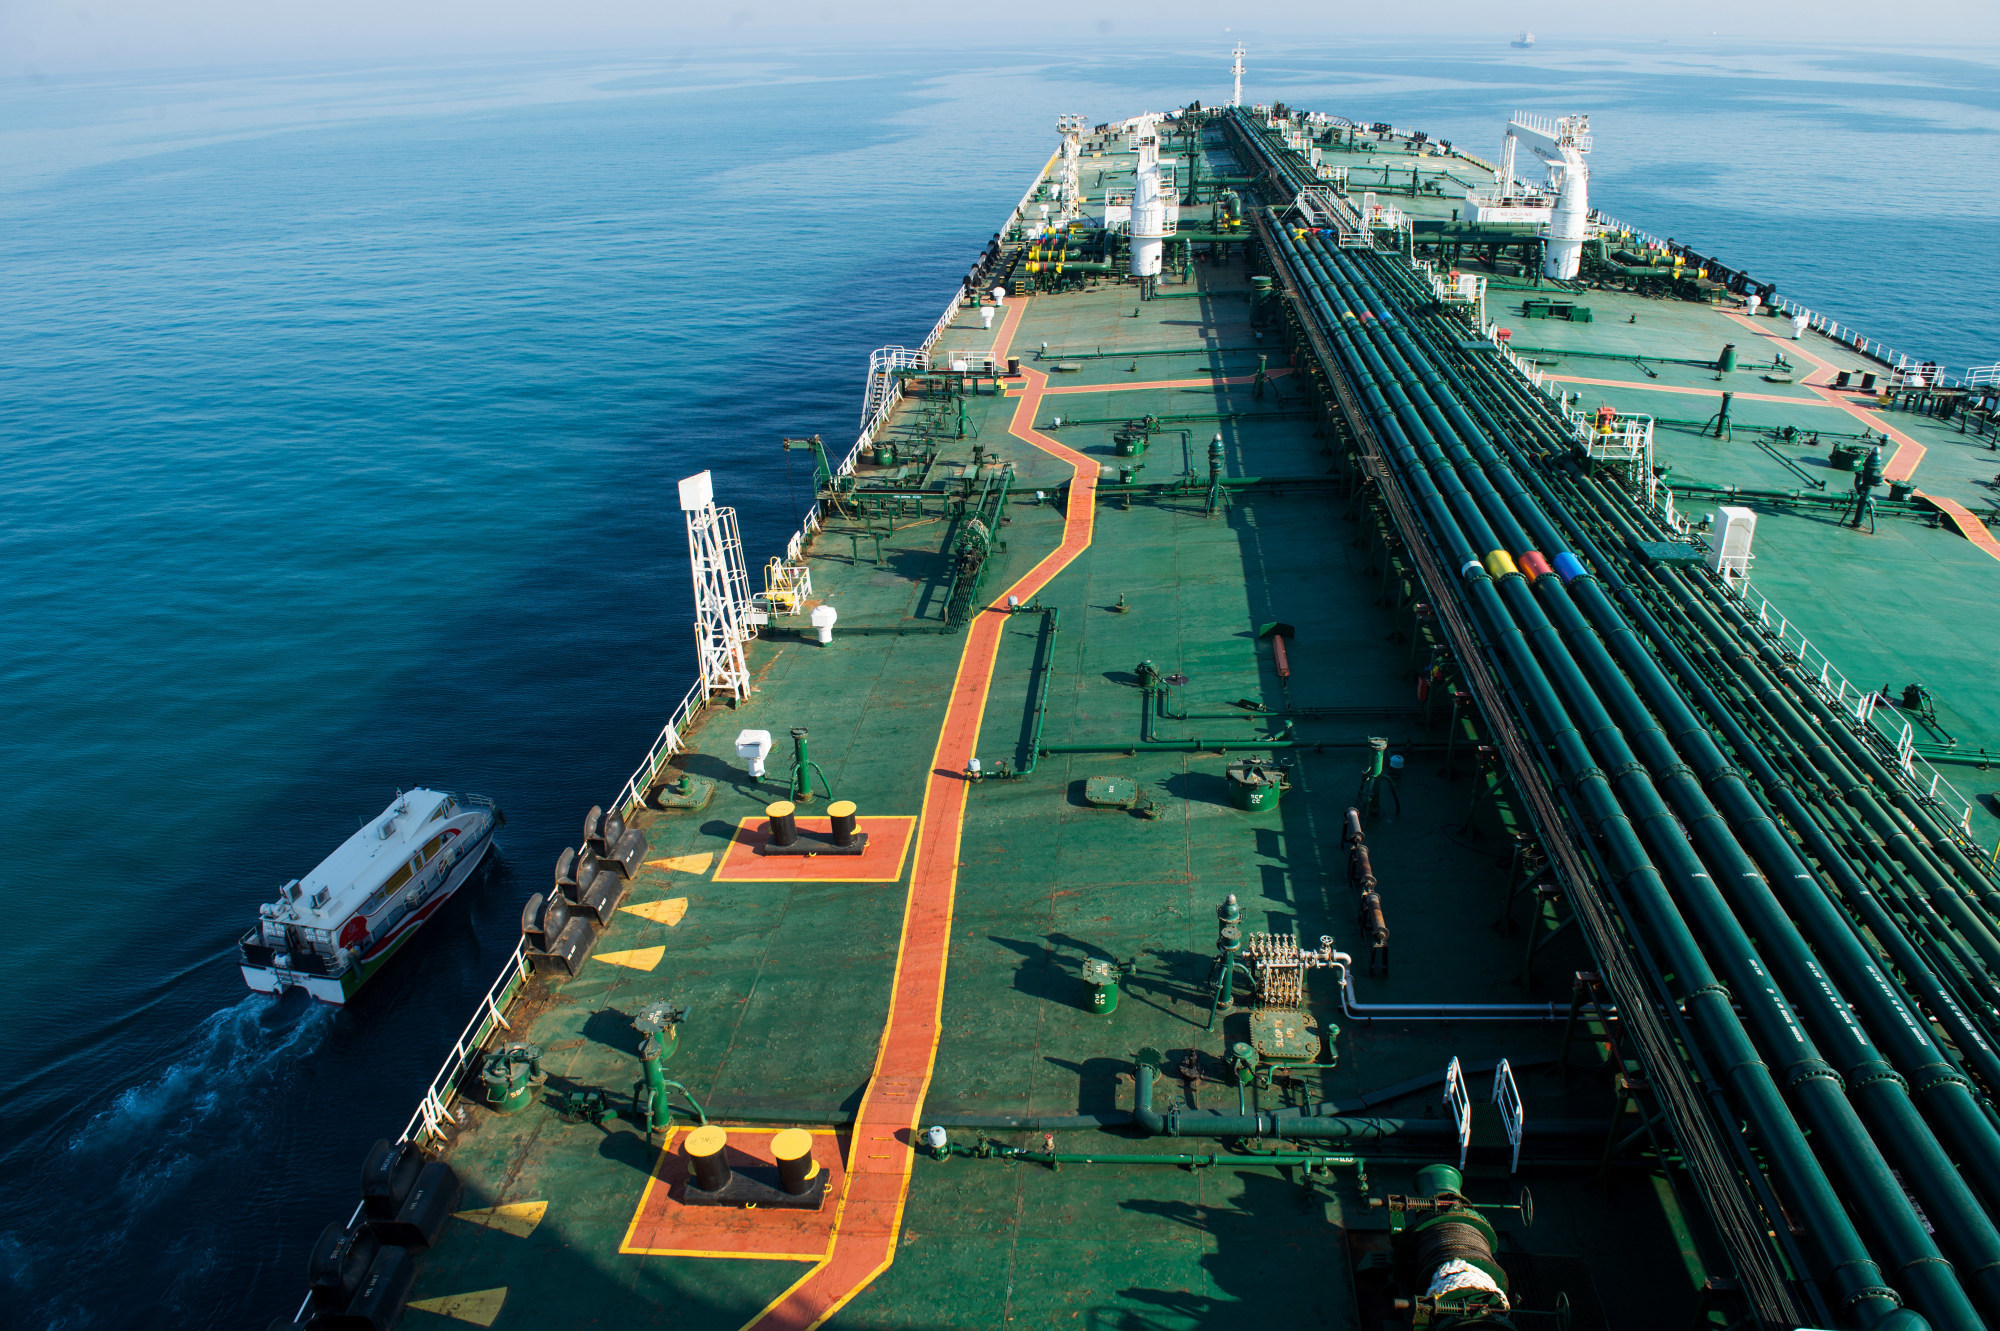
[3,993,335,1328]
[70,989,333,1161]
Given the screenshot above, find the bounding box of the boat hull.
[242,824,498,1006]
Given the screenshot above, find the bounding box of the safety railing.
[1887,359,1956,391]
[1444,1056,1473,1170]
[387,148,1063,1201]
[1492,1059,1524,1174]
[402,938,533,1143]
[1590,208,1986,379]
[1722,574,1977,839]
[1003,145,1064,240]
[614,676,709,817]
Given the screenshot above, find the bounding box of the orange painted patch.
[712,816,917,883]
[739,297,1103,1331]
[620,1127,846,1260]
[1915,493,2000,562]
[1716,308,1930,484]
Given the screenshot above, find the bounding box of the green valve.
[1227,1041,1259,1086]
[635,1002,689,1132]
[480,1043,546,1115]
[1081,957,1132,1015]
[1225,757,1291,811]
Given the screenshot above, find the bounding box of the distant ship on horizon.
[1512,31,1535,47]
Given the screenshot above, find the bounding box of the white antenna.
[1230,43,1245,108]
[679,470,754,702]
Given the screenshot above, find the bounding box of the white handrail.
[1480,257,1985,854]
[389,142,1066,1172]
[1492,1058,1524,1174]
[1719,573,1977,842]
[403,938,533,1143]
[1590,209,1991,380]
[1443,1056,1473,1170]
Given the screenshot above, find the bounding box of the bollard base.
[684,1169,829,1210]
[756,831,870,857]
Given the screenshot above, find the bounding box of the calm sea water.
[2,38,1995,1328]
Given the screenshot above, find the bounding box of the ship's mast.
[1230,43,1245,108]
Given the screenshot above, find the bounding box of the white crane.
[1495,113,1593,280]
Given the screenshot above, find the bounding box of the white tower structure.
[1130,161,1166,279]
[1230,43,1245,109]
[679,470,754,701]
[1498,112,1592,280]
[1055,113,1087,226]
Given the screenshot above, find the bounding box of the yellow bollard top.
[771,1128,814,1161]
[826,800,857,818]
[765,800,797,819]
[685,1125,728,1158]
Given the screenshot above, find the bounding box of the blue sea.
[2,37,1995,1327]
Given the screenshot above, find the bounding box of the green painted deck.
[381,118,1999,1331]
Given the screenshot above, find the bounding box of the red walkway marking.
[1916,494,2000,561]
[1717,308,1929,483]
[738,297,1100,1331]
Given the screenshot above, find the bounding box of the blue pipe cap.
[1553,551,1589,584]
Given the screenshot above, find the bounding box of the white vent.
[1707,505,1757,577]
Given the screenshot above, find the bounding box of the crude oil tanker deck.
[286,65,2000,1331]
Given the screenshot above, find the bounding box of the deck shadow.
[987,934,1079,1005]
[597,1122,656,1177]
[1040,1055,1128,1114]
[582,1006,640,1054]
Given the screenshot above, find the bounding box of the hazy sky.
[6,0,1997,75]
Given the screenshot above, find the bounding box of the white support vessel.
[239,789,504,1004]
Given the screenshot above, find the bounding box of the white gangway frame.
[1444,1056,1474,1170]
[679,470,754,703]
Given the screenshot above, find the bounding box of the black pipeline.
[1274,221,1944,1329]
[1331,238,2000,1305]
[1438,342,2000,1097]
[1127,1063,1608,1142]
[1312,232,1991,1327]
[1431,292,2000,1158]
